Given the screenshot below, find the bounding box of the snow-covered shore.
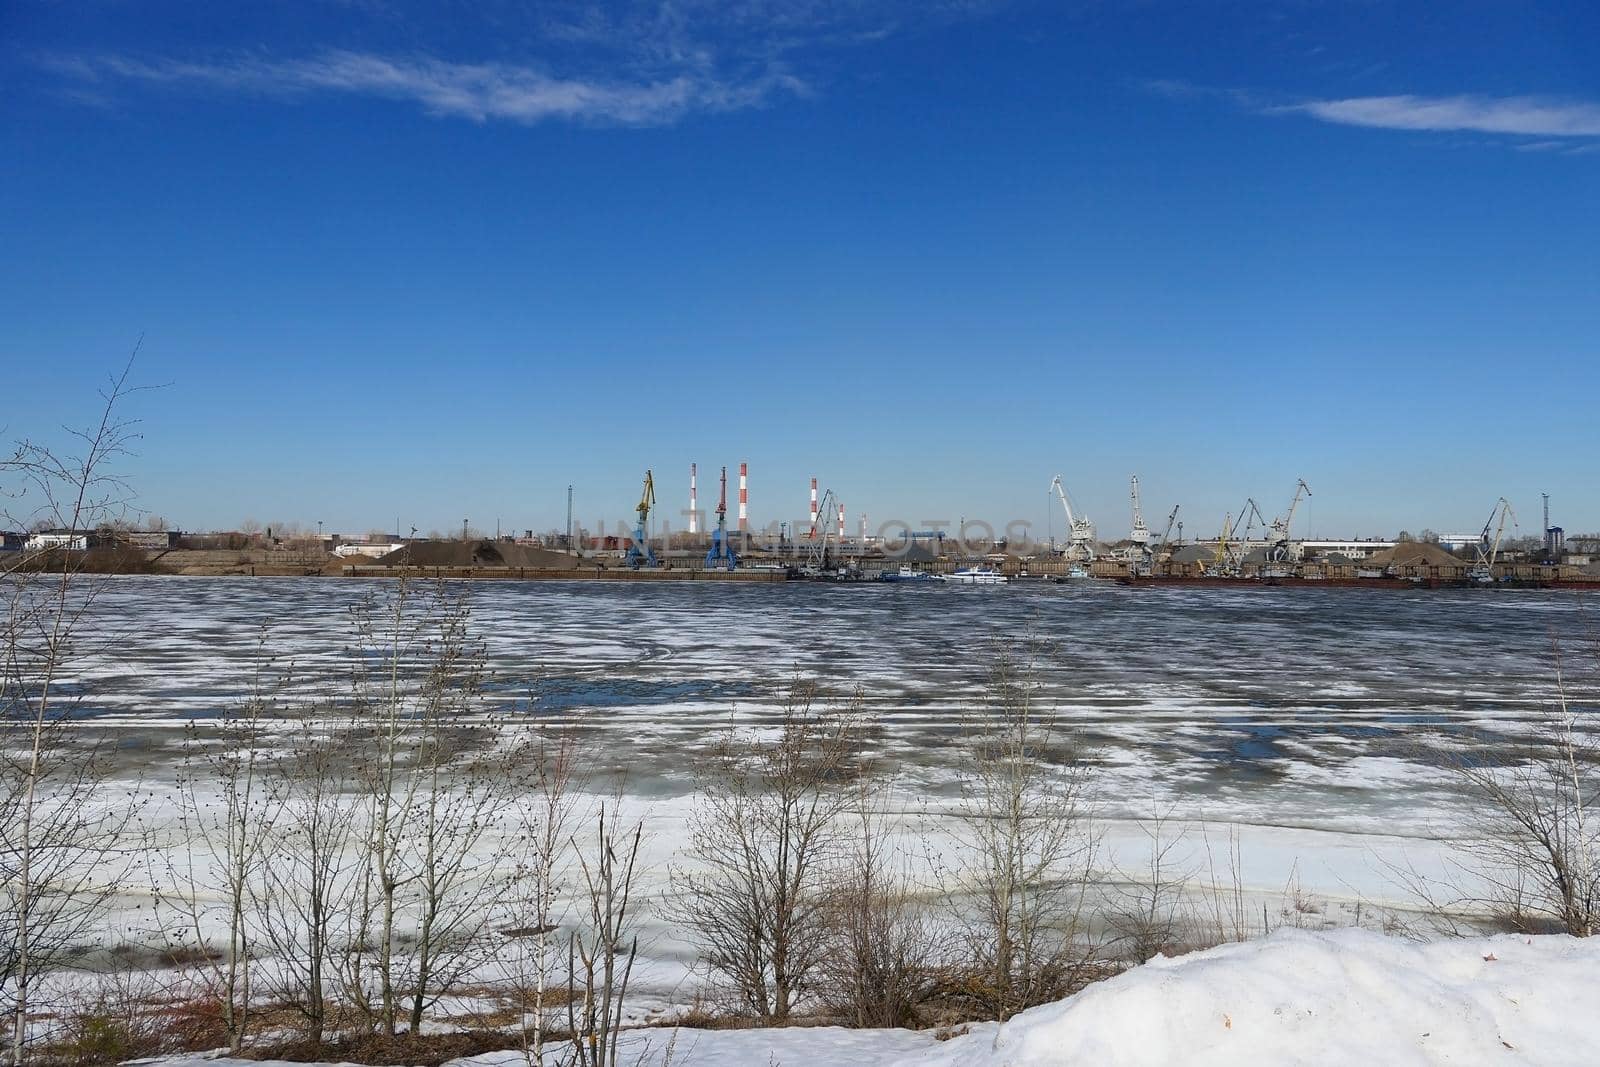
[138,929,1599,1067]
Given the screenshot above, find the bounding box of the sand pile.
[1364,541,1465,568]
[374,540,584,569]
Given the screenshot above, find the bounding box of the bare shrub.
[1106,805,1194,964]
[567,799,644,1067]
[341,578,531,1035]
[152,629,288,1052]
[1196,823,1251,946]
[668,678,861,1021]
[1403,641,1598,938]
[38,972,166,1067]
[258,709,365,1045]
[2,358,147,1064]
[502,727,584,1065]
[942,647,1100,1022]
[818,781,944,1028]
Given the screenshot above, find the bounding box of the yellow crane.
[626,469,658,569]
[1209,511,1245,577]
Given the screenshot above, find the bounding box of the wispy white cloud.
[43,50,806,126]
[1145,80,1600,151]
[37,1,1004,126]
[1272,94,1600,138]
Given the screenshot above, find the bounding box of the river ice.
[55,575,1593,841]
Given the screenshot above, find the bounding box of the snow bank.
[901,928,1600,1067]
[141,930,1600,1067]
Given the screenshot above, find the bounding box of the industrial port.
[29,462,1589,588]
[342,465,1595,587]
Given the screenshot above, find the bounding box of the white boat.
[942,567,1008,585]
[880,565,939,584]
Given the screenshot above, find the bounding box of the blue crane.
[705,465,738,570]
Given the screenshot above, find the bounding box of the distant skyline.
[4,2,1597,538]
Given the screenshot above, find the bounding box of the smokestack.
[689,464,699,535]
[860,511,867,544]
[738,462,749,532]
[809,477,818,539]
[838,502,846,540]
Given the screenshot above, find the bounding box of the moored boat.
[942,567,1008,585]
[880,565,939,583]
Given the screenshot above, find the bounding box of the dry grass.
[246,1030,518,1066]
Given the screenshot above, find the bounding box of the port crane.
[625,469,658,569]
[804,488,839,573]
[1209,512,1238,577]
[1153,504,1181,569]
[1266,479,1312,561]
[1049,475,1096,562]
[1234,498,1268,546]
[1158,505,1180,549]
[1469,498,1517,583]
[1128,476,1153,576]
[705,465,737,570]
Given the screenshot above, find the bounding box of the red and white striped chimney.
[689,464,699,535]
[838,502,846,540]
[809,478,818,539]
[738,462,748,532]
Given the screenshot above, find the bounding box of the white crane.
[1266,479,1311,560]
[1469,498,1517,583]
[1049,475,1096,562]
[1127,475,1153,576]
[1129,476,1150,549]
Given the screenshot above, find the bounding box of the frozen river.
[61,576,1591,838]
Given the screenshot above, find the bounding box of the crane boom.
[1049,474,1076,526]
[637,470,655,525]
[1159,504,1180,547]
[1236,498,1267,543]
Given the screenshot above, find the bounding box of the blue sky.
[3,1,1597,540]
